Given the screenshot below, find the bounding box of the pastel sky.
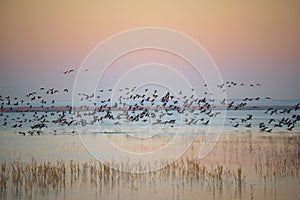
[0,1,299,99]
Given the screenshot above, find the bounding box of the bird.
[295,103,300,111]
[18,131,25,136]
[287,125,295,131]
[82,68,90,72]
[245,123,252,128]
[246,114,252,121]
[1,79,299,139]
[63,69,75,74]
[233,123,239,128]
[265,128,272,133]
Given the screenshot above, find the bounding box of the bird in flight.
[63,69,75,74]
[82,68,90,72]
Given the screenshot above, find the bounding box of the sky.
[0,1,299,100]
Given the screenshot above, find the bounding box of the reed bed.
[0,133,299,199]
[0,154,298,199]
[0,159,241,188]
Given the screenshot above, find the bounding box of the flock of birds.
[0,69,299,136]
